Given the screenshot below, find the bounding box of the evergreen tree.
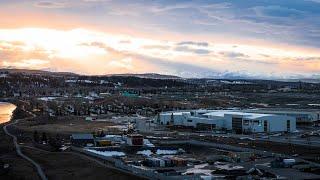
[41,132,47,143]
[33,130,39,143]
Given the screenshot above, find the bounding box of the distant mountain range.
[277,78,320,84]
[107,73,182,80]
[1,68,319,83]
[0,68,77,76]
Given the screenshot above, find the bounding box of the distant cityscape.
[1,0,320,179]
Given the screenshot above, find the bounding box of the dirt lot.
[15,115,123,135]
[21,147,140,180]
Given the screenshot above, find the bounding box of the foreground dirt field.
[21,147,141,180]
[0,123,40,180]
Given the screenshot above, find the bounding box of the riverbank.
[0,105,40,180]
[0,102,16,124]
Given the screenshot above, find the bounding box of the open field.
[21,147,141,180]
[0,123,40,180]
[15,116,123,135]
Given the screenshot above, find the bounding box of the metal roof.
[203,110,272,119]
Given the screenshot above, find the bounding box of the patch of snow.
[200,175,213,180]
[38,97,57,101]
[308,104,320,106]
[183,163,212,176]
[65,80,77,83]
[137,150,153,156]
[214,162,243,170]
[156,149,178,155]
[86,149,125,157]
[240,137,255,141]
[143,139,155,147]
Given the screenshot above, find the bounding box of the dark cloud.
[34,1,65,8]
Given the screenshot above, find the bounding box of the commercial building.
[158,110,296,133]
[70,133,95,147]
[126,134,144,146]
[243,109,320,124]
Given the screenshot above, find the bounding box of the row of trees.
[33,131,63,151]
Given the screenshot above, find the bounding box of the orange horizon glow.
[0,27,320,77]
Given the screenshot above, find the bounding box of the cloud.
[0,41,50,61]
[288,56,320,61]
[2,59,50,69]
[34,1,66,8]
[143,45,171,50]
[108,57,133,70]
[119,40,131,44]
[306,0,320,4]
[82,0,111,2]
[219,51,249,58]
[174,46,210,55]
[150,3,194,13]
[1,28,320,78]
[177,41,209,47]
[253,6,305,18]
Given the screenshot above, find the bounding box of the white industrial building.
[243,109,320,123]
[158,110,296,133]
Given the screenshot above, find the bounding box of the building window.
[187,119,193,122]
[264,121,268,132]
[253,120,259,125]
[243,120,249,125]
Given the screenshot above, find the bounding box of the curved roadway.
[3,113,48,180]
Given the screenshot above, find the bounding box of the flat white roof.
[246,109,320,114]
[202,110,273,119]
[160,111,190,115]
[161,110,275,119]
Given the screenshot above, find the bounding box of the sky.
[0,0,320,79]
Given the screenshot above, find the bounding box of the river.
[0,102,16,124]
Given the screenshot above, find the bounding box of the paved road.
[3,113,48,180]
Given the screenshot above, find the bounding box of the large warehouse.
[243,109,320,124]
[158,110,296,133]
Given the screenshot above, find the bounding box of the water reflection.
[0,102,16,124]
